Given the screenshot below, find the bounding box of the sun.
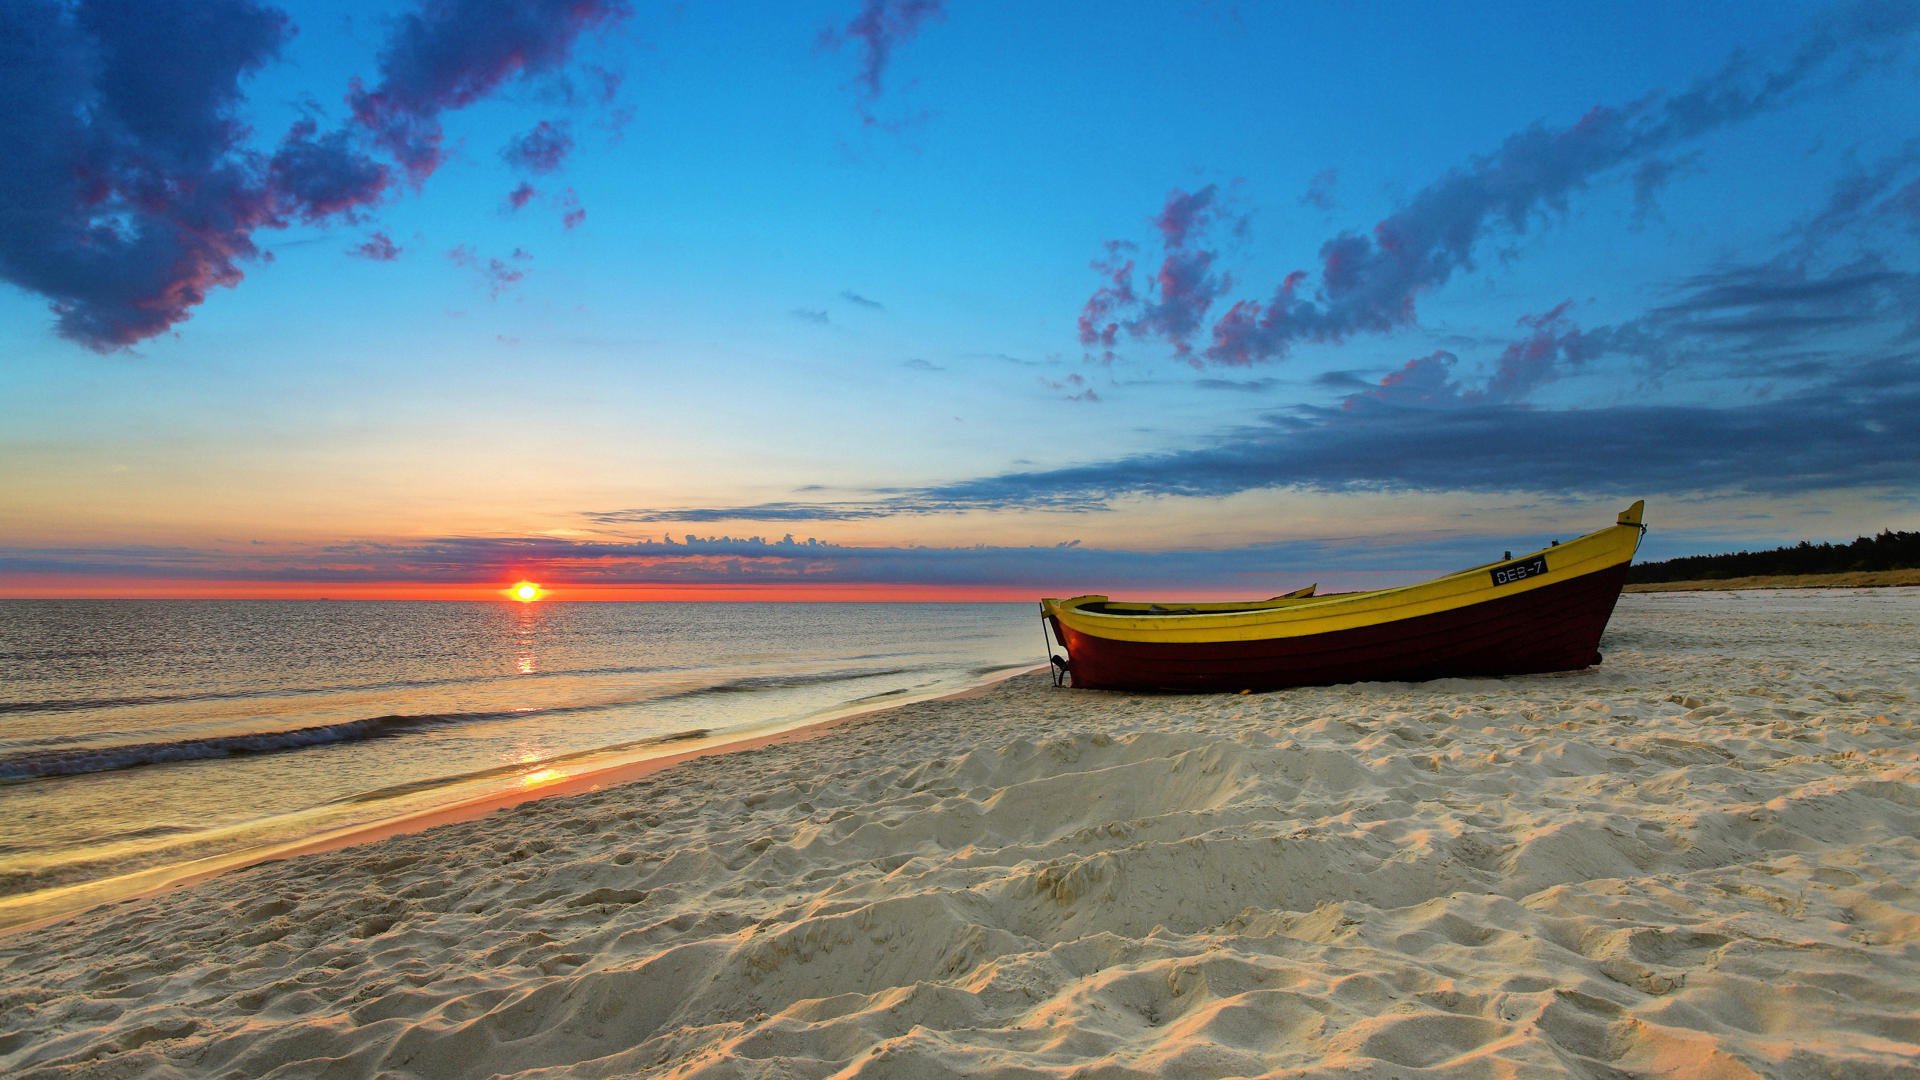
[508,580,544,602]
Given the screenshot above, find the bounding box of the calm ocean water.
[0,600,1041,926]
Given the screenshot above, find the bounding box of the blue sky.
[3,1,1918,598]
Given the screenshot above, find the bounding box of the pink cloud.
[1077,186,1238,362]
[349,231,402,261]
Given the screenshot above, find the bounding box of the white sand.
[3,589,1918,1078]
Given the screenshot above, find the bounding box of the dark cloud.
[902,357,943,371]
[269,118,392,223]
[349,0,628,180]
[1651,256,1917,350]
[818,0,944,115]
[841,290,885,310]
[506,182,538,210]
[902,359,1920,507]
[1628,153,1699,224]
[624,318,1919,520]
[790,307,831,324]
[0,0,624,351]
[502,119,573,174]
[1348,350,1468,409]
[1796,142,1920,242]
[1312,369,1374,391]
[0,0,290,350]
[1084,3,1920,367]
[1193,377,1282,393]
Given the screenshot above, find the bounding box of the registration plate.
[1490,554,1548,587]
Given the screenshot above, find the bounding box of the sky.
[3,0,1919,600]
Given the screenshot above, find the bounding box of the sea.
[0,600,1044,928]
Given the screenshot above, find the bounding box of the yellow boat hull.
[1042,502,1645,691]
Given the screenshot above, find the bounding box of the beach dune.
[3,590,1918,1077]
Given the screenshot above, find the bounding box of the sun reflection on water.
[520,767,567,788]
[512,601,541,675]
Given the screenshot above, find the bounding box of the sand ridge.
[2,590,1917,1077]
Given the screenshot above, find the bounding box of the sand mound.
[4,590,1918,1077]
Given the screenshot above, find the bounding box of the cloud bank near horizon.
[8,515,1787,595]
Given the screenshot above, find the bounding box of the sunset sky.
[4,1,1918,599]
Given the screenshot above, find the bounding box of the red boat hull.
[1051,562,1631,692]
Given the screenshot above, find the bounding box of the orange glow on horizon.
[0,575,1070,602]
[508,580,544,602]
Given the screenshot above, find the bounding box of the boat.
[1041,501,1646,692]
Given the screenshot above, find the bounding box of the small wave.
[2,666,928,783]
[971,662,1038,677]
[0,702,624,783]
[661,666,913,701]
[0,661,691,716]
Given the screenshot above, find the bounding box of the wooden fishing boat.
[1042,501,1646,692]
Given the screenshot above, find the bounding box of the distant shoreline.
[1625,568,1920,592]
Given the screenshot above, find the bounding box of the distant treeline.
[1630,529,1920,583]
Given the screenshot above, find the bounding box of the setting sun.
[509,581,543,602]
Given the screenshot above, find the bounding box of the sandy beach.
[3,589,1917,1077]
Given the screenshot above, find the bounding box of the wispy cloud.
[1300,168,1339,211]
[348,231,402,261]
[818,0,944,124]
[1041,372,1101,403]
[1194,377,1281,393]
[448,245,532,297]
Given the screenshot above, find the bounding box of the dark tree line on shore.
[1629,529,1920,583]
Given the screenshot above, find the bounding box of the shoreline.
[0,664,1045,938]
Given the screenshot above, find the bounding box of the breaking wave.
[0,702,623,783]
